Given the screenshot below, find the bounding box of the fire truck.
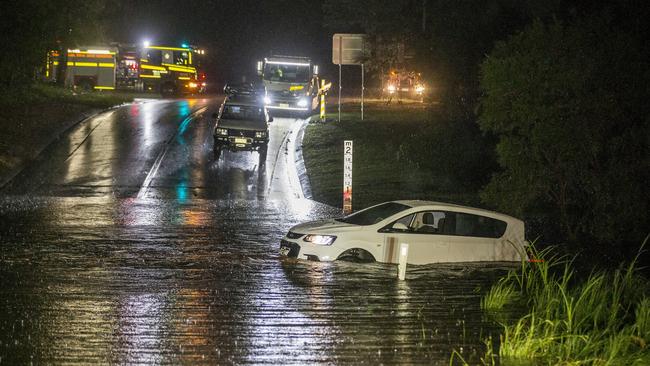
[45,44,206,95]
[256,56,320,113]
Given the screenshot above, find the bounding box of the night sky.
[107,0,331,83]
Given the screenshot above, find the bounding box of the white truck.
[257,56,320,114]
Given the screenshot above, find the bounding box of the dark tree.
[479,18,650,254]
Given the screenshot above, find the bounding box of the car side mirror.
[212,112,219,119]
[268,116,274,123]
[392,223,408,231]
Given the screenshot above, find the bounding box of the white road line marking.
[286,119,308,199]
[137,106,207,199]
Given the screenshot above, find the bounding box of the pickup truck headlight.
[303,234,336,246]
[215,128,228,136]
[263,96,272,105]
[297,98,308,107]
[255,131,267,138]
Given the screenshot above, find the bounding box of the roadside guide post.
[320,79,326,122]
[343,140,353,214]
[398,243,409,280]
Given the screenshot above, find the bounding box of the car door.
[379,212,451,264]
[444,211,508,262]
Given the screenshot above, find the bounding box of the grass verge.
[0,84,135,183]
[481,242,650,365]
[303,101,491,210]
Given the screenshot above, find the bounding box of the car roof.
[391,200,522,222]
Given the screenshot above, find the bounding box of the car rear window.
[337,202,410,226]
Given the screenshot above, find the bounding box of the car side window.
[453,212,507,238]
[412,211,447,234]
[406,211,507,238]
[395,214,415,228]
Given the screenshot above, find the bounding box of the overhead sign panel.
[332,34,367,65]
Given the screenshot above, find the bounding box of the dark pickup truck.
[213,88,272,161]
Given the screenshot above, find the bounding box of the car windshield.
[336,202,411,226]
[264,63,310,83]
[221,105,264,120]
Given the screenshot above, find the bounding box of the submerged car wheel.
[337,248,375,263]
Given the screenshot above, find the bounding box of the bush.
[479,18,650,253]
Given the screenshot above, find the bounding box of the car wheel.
[337,249,375,263]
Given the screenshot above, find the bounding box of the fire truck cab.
[139,45,203,96]
[257,56,320,113]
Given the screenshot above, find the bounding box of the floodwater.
[0,97,514,364]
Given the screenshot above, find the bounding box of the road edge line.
[0,102,134,190]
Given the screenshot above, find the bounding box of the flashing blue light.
[181,43,189,48]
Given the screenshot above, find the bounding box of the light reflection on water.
[0,196,512,364]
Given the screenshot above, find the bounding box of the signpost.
[343,140,353,214]
[332,34,368,121]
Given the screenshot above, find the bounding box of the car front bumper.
[279,238,339,261]
[214,136,268,151]
[265,97,310,111]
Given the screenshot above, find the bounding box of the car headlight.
[415,85,425,93]
[215,128,228,136]
[387,84,396,92]
[303,234,336,246]
[189,82,198,88]
[297,98,308,107]
[263,96,272,105]
[255,131,267,138]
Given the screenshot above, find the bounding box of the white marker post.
[320,79,326,122]
[343,140,353,214]
[398,243,409,280]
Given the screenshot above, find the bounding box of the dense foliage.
[479,19,650,253]
[0,0,109,87]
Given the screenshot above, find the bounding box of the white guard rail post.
[398,243,409,280]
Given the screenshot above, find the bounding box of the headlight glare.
[303,234,336,246]
[216,127,228,136]
[297,98,308,107]
[263,96,272,105]
[255,131,267,138]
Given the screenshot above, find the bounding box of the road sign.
[343,140,353,214]
[332,34,367,65]
[333,34,368,122]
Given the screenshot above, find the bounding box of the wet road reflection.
[0,98,512,364]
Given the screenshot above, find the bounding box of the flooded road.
[0,98,511,364]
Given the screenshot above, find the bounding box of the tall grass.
[483,241,650,365]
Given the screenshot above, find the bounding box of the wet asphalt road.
[0,97,512,364]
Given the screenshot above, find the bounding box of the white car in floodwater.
[280,200,528,264]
